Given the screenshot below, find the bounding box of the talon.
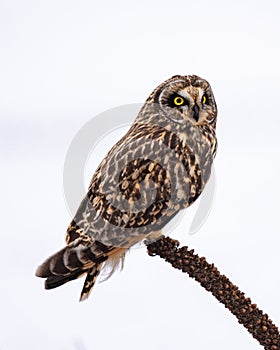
[144,239,153,246]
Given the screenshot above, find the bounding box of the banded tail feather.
[35,238,108,300]
[35,238,127,300]
[80,266,101,301]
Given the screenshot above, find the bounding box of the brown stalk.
[146,236,280,349]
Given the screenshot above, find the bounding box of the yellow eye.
[202,95,207,104]
[173,96,185,106]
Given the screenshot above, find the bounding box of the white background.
[1,0,280,349]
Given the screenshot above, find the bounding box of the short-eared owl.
[36,75,218,301]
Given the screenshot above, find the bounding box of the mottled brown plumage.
[36,75,218,301]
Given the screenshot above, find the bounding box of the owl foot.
[144,231,165,247]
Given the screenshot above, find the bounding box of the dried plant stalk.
[146,236,280,349]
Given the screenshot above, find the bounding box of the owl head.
[145,75,218,129]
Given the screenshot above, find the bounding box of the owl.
[36,75,218,301]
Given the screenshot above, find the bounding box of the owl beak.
[192,104,200,122]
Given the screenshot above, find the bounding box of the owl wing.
[66,122,201,249]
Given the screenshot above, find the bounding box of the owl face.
[149,75,217,128]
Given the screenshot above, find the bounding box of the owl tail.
[35,239,104,301]
[79,266,101,301]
